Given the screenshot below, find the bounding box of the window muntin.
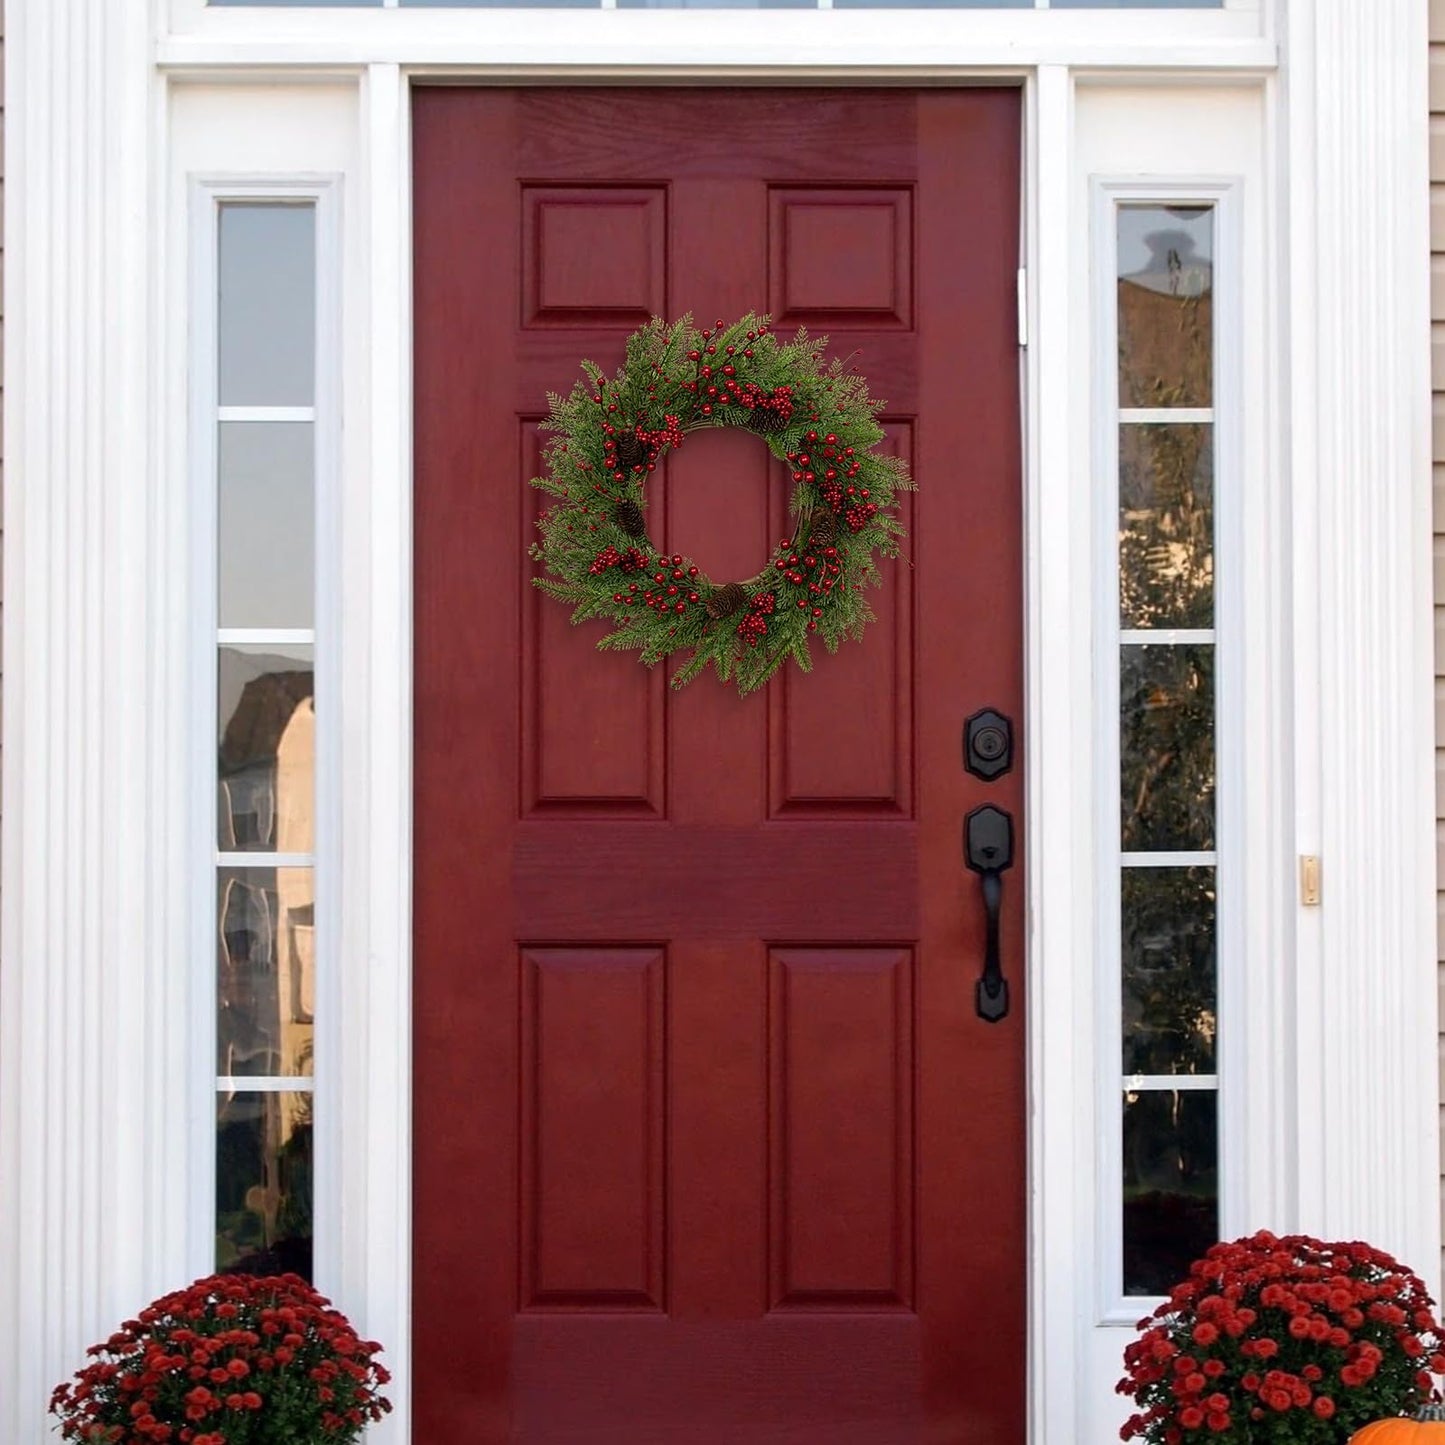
[212,201,318,1278]
[1112,202,1219,1300]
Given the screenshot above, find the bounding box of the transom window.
[212,0,1223,9]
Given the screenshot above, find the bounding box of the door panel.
[414,86,1024,1444]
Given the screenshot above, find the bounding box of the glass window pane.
[1057,0,1220,7]
[219,644,315,853]
[217,867,316,1078]
[833,0,1029,7]
[1122,867,1216,1075]
[1120,643,1215,852]
[1123,1089,1217,1296]
[617,0,813,8]
[1118,205,1213,408]
[216,1090,314,1278]
[219,204,316,406]
[218,422,315,629]
[1119,423,1213,630]
[403,0,599,5]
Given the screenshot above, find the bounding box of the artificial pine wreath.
[529,313,914,695]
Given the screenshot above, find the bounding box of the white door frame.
[2,5,1436,1444]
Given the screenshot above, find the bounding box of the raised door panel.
[519,947,666,1310]
[520,422,667,815]
[768,947,915,1310]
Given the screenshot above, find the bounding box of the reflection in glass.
[216,1091,314,1278]
[217,868,316,1078]
[1120,644,1215,852]
[1117,205,1213,409]
[218,205,316,406]
[1119,424,1213,630]
[218,645,315,852]
[1122,868,1216,1075]
[218,422,315,629]
[1123,1089,1217,1296]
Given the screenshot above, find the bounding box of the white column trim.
[1283,0,1440,1283]
[340,62,413,1445]
[0,3,170,1444]
[1025,62,1094,1445]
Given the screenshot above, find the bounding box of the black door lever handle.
[965,805,1014,1023]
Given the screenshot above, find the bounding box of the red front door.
[413,87,1024,1444]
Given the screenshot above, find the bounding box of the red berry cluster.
[614,553,705,617]
[680,322,777,419]
[589,545,649,576]
[50,1272,391,1445]
[602,415,684,481]
[788,430,872,529]
[732,380,794,425]
[769,535,844,633]
[736,591,776,647]
[1118,1232,1445,1444]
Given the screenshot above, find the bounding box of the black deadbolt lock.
[964,708,1013,781]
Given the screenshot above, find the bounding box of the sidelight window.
[205,196,331,1280]
[1105,198,1223,1301]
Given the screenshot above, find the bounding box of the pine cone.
[745,408,787,435]
[705,582,748,620]
[615,498,647,538]
[807,508,837,547]
[615,434,647,471]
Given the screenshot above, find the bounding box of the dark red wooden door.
[413,87,1023,1444]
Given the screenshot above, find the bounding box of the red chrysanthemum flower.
[51,1273,391,1445]
[1118,1233,1443,1444]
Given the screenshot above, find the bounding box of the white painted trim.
[156,5,1272,72]
[1119,407,1214,424]
[0,7,170,1445]
[341,62,413,1445]
[218,627,317,645]
[158,0,1265,67]
[218,405,316,422]
[1124,1075,1220,1091]
[218,1075,317,1091]
[217,851,318,867]
[1121,850,1217,867]
[1119,629,1215,646]
[1281,0,1440,1284]
[1024,61,1095,1445]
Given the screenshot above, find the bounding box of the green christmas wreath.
[529,313,914,695]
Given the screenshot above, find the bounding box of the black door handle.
[965,805,1013,1023]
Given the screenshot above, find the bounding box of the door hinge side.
[1016,267,1028,348]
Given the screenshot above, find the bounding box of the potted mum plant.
[49,1271,391,1444]
[1117,1232,1445,1443]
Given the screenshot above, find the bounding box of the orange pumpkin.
[1351,1405,1445,1442]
